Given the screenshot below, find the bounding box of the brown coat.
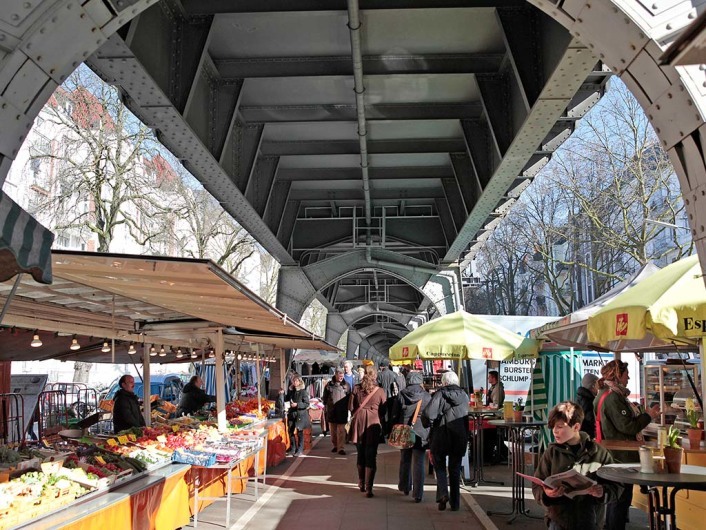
[347,384,386,444]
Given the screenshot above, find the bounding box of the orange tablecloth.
[52,465,191,530]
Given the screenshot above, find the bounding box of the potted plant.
[663,425,683,474]
[512,398,524,422]
[685,398,703,449]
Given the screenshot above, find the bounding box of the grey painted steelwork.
[0,1,703,359]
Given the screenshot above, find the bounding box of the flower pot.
[663,446,684,474]
[512,410,523,422]
[687,428,703,449]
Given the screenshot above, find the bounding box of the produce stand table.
[12,463,191,530]
[191,429,268,528]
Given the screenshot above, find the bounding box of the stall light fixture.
[176,348,183,359]
[127,343,136,355]
[101,340,111,353]
[190,349,197,359]
[69,336,81,351]
[237,353,242,361]
[149,346,157,357]
[159,345,167,357]
[208,349,215,358]
[31,332,42,348]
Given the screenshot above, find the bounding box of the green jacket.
[595,387,652,463]
[532,432,621,530]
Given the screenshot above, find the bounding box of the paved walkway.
[185,431,648,530]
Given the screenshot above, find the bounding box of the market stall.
[0,250,339,529]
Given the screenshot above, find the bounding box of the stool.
[303,427,312,450]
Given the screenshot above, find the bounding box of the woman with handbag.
[284,375,311,456]
[422,371,469,512]
[391,370,431,503]
[348,365,386,498]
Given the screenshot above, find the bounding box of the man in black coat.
[577,373,599,437]
[113,375,146,433]
[377,362,399,435]
[176,375,216,416]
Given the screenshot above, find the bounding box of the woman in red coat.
[348,365,387,497]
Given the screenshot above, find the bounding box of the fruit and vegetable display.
[0,398,274,527]
[0,470,90,529]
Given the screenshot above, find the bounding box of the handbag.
[594,390,611,443]
[345,388,379,436]
[388,399,423,450]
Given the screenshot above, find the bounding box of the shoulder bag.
[388,399,423,450]
[594,390,611,443]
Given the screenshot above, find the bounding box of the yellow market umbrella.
[389,310,539,362]
[587,254,706,405]
[587,255,705,348]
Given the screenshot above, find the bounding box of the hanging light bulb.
[237,353,242,361]
[176,348,183,359]
[158,345,166,357]
[190,349,197,359]
[69,335,81,351]
[101,340,111,353]
[150,346,157,357]
[30,331,42,348]
[127,342,136,355]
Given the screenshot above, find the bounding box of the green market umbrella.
[389,310,539,362]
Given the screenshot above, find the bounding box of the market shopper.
[342,360,357,389]
[323,368,351,455]
[391,370,431,503]
[422,371,469,512]
[348,365,386,498]
[377,362,398,435]
[576,373,599,438]
[176,375,216,417]
[595,360,660,530]
[112,375,146,434]
[284,375,311,456]
[532,401,621,530]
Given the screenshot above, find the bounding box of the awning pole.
[255,343,262,416]
[143,343,151,427]
[0,273,22,325]
[216,329,226,432]
[699,337,706,422]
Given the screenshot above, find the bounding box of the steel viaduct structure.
[0,0,704,363]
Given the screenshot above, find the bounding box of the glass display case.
[643,362,701,429]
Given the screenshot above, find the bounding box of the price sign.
[172,425,180,432]
[106,439,118,447]
[95,456,106,465]
[117,435,128,445]
[157,435,167,443]
[128,434,137,442]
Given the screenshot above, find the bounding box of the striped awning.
[0,192,54,284]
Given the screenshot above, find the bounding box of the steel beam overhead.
[81,1,609,356]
